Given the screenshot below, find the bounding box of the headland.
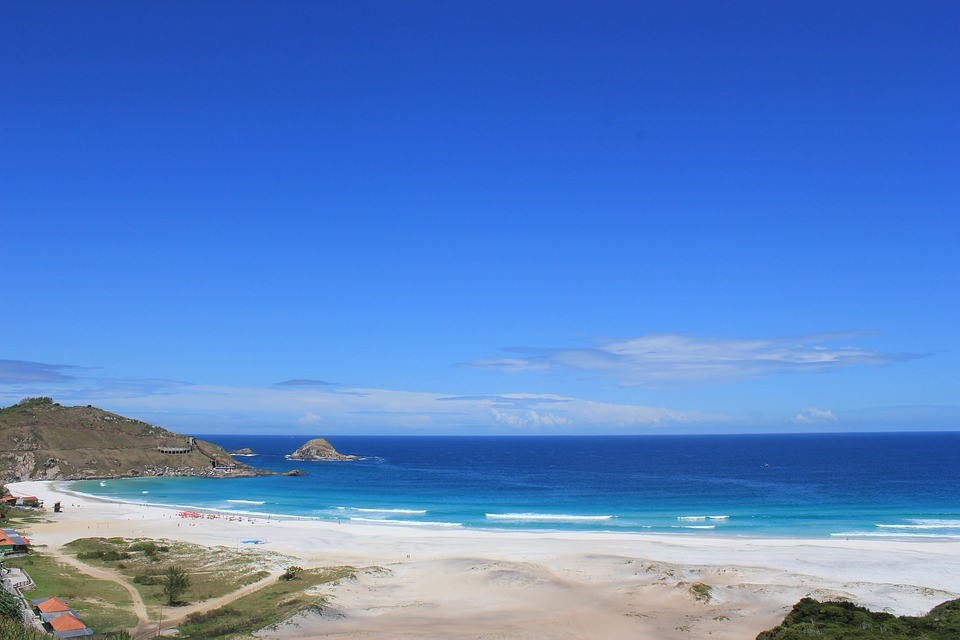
[0,397,263,481]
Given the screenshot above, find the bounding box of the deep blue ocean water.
[70,433,960,538]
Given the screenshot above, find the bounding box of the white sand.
[8,480,960,639]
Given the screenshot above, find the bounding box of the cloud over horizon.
[0,359,81,383]
[469,333,923,387]
[793,407,837,424]
[0,367,718,433]
[0,345,948,434]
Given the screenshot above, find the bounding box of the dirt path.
[48,548,283,639]
[132,570,283,639]
[47,548,150,629]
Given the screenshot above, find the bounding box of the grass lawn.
[177,565,357,639]
[5,551,138,633]
[64,537,282,613]
[0,506,49,526]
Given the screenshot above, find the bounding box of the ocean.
[71,433,960,539]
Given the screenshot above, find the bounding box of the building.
[33,597,71,617]
[16,496,42,508]
[0,528,30,557]
[33,598,94,638]
[1,566,35,590]
[47,612,94,639]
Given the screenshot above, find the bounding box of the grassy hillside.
[757,597,960,639]
[0,397,259,481]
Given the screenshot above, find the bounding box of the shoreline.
[58,476,960,542]
[8,480,960,639]
[52,480,960,543]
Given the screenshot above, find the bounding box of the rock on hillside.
[0,397,263,481]
[289,437,358,461]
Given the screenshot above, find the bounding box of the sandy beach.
[8,480,960,639]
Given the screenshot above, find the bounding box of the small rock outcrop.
[282,469,306,476]
[230,448,256,456]
[289,438,358,461]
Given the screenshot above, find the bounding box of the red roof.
[49,613,88,632]
[38,597,71,613]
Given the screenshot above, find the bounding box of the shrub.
[77,549,130,561]
[0,588,21,620]
[129,541,167,560]
[757,597,960,639]
[0,617,47,639]
[281,566,303,581]
[689,582,712,602]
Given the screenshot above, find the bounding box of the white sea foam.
[485,513,613,522]
[337,507,427,515]
[677,515,729,522]
[832,531,960,539]
[63,489,298,521]
[350,517,462,527]
[226,499,266,505]
[671,525,716,529]
[876,519,960,530]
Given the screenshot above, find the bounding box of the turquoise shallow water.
[71,433,960,538]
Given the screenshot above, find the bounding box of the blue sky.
[1,1,957,434]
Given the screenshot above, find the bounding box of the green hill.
[0,397,260,481]
[757,597,960,640]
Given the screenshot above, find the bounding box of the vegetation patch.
[64,537,282,612]
[0,617,48,640]
[4,552,138,633]
[689,582,712,602]
[176,566,356,639]
[0,504,49,526]
[280,565,303,581]
[757,597,960,639]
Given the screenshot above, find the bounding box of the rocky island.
[230,447,256,456]
[0,397,265,481]
[289,437,358,461]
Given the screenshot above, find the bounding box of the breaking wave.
[350,517,462,527]
[486,513,613,522]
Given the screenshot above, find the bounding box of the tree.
[162,565,190,605]
[0,588,21,620]
[280,565,303,581]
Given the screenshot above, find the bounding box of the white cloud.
[793,407,837,424]
[489,408,572,429]
[469,333,922,387]
[297,412,323,425]
[0,375,719,433]
[468,358,551,372]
